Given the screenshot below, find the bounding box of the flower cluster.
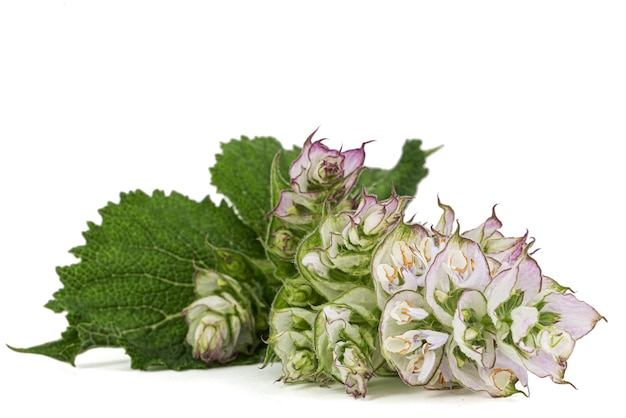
[261,134,603,398]
[182,247,271,365]
[375,203,604,396]
[180,132,603,398]
[17,130,603,400]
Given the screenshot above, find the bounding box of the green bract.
[313,287,383,398]
[266,302,319,383]
[297,190,411,301]
[182,269,261,364]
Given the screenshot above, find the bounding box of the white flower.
[389,300,429,325]
[371,221,435,309]
[379,290,450,386]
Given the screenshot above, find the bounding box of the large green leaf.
[210,136,301,237]
[12,190,266,369]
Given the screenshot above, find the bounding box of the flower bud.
[280,348,319,383]
[182,268,262,364]
[280,278,324,308]
[333,342,372,398]
[313,287,381,398]
[268,130,369,228]
[182,293,253,363]
[268,229,298,259]
[266,304,320,383]
[289,130,367,195]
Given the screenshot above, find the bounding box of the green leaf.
[210,136,301,237]
[13,190,265,369]
[357,139,440,199]
[9,327,83,366]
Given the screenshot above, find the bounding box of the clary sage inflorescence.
[263,133,604,398]
[13,131,603,400]
[376,203,604,396]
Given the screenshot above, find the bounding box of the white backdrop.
[1,1,623,417]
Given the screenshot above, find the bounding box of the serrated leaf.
[357,139,440,199]
[10,327,82,366]
[210,136,301,237]
[14,190,266,369]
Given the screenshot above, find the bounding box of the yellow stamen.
[410,354,425,373]
[400,242,415,269]
[450,250,468,274]
[391,300,419,324]
[386,265,398,282]
[400,301,412,316]
[421,238,433,263]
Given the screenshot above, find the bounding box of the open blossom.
[425,233,493,328]
[16,129,606,402]
[435,201,528,277]
[447,338,529,397]
[452,290,497,368]
[268,129,603,399]
[318,190,410,269]
[379,290,451,387]
[371,221,437,309]
[484,248,604,384]
[373,201,604,396]
[448,289,530,397]
[461,207,528,277]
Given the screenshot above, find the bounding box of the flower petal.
[425,234,491,326]
[462,205,502,244]
[510,305,539,343]
[542,292,604,340]
[434,198,455,237]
